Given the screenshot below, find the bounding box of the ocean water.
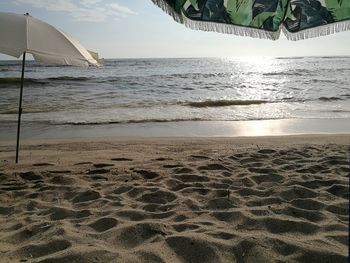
[0,57,350,126]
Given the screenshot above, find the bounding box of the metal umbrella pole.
[15,51,26,163]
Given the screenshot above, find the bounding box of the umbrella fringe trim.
[152,0,350,41]
[151,0,184,23]
[151,0,280,40]
[282,20,350,41]
[182,16,280,40]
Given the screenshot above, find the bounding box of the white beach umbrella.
[0,12,100,163]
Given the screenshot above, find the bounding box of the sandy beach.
[1,0,350,262]
[0,135,349,262]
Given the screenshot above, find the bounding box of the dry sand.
[0,135,349,263]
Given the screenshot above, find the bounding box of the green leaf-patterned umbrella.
[152,0,350,40]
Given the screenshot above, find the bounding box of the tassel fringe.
[151,0,184,24]
[151,0,280,40]
[152,0,350,41]
[182,17,280,40]
[282,20,350,41]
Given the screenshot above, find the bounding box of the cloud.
[13,0,136,22]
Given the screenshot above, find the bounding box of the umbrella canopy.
[0,12,100,163]
[152,0,350,40]
[0,12,100,66]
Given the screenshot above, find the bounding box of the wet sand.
[1,118,350,141]
[0,135,349,262]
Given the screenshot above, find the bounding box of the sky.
[0,0,350,59]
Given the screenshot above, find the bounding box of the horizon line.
[1,54,350,61]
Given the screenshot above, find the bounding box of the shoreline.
[1,133,350,145]
[1,133,349,167]
[1,118,350,141]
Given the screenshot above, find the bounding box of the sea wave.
[56,118,206,125]
[1,96,344,115]
[0,109,19,114]
[47,76,91,81]
[0,62,77,68]
[183,97,341,107]
[185,99,268,108]
[0,77,48,85]
[319,56,350,59]
[149,72,232,80]
[276,57,306,60]
[263,70,311,76]
[0,117,274,126]
[0,76,93,86]
[0,108,57,114]
[44,116,287,125]
[318,96,343,101]
[309,79,338,83]
[328,110,350,113]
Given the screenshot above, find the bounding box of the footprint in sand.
[138,190,177,204]
[32,163,54,167]
[74,162,93,165]
[89,218,118,232]
[0,173,6,182]
[0,206,14,216]
[111,158,133,161]
[48,170,71,174]
[72,190,101,203]
[116,210,147,221]
[326,184,349,199]
[115,223,166,249]
[251,173,284,184]
[135,170,160,179]
[166,236,219,263]
[258,149,277,154]
[134,251,164,263]
[93,163,114,168]
[155,157,172,161]
[174,174,210,183]
[6,222,53,243]
[172,223,200,232]
[49,175,76,185]
[198,163,230,171]
[19,171,43,181]
[173,167,193,174]
[1,181,27,191]
[210,211,244,223]
[87,169,110,175]
[89,175,108,181]
[206,198,236,210]
[17,239,71,259]
[163,164,183,168]
[43,207,91,220]
[191,155,210,160]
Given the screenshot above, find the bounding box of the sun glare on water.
[216,56,291,122]
[236,119,284,136]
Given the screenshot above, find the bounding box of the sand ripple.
[0,139,349,262]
